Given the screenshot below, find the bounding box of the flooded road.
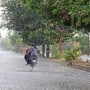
[0,50,90,90]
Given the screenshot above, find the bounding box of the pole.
[88,32,90,56]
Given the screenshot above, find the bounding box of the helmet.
[31,43,35,47]
[31,43,37,48]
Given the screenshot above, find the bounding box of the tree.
[1,0,90,56]
[1,0,60,57]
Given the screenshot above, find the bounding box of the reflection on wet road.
[0,50,90,90]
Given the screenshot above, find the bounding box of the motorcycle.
[28,55,37,68]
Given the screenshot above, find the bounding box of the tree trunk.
[46,44,50,58]
[59,30,63,54]
[42,44,45,57]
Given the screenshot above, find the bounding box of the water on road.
[0,50,90,90]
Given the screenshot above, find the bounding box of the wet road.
[0,50,90,90]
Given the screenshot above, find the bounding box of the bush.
[51,44,59,59]
[62,47,82,62]
[51,52,61,59]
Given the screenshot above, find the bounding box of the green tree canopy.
[1,0,90,46]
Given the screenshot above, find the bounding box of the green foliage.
[0,0,90,48]
[62,47,82,61]
[0,37,12,50]
[1,0,60,45]
[51,0,90,30]
[0,31,24,51]
[8,31,24,46]
[51,44,61,59]
[51,53,61,59]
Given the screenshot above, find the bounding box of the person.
[29,43,38,63]
[24,45,31,65]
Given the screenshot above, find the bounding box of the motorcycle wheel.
[31,62,35,68]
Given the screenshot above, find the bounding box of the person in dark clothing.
[24,45,31,65]
[29,43,38,61]
[24,43,38,65]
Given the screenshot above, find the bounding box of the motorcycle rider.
[29,43,38,63]
[25,43,38,65]
[24,44,31,65]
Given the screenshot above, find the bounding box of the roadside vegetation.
[0,0,90,65]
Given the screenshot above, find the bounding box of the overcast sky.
[0,3,8,38]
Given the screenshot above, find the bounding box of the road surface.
[0,50,90,90]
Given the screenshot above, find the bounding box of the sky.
[0,3,8,38]
[0,28,8,38]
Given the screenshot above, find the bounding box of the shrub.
[51,44,60,59]
[62,47,82,62]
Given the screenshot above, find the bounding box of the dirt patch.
[70,60,90,72]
